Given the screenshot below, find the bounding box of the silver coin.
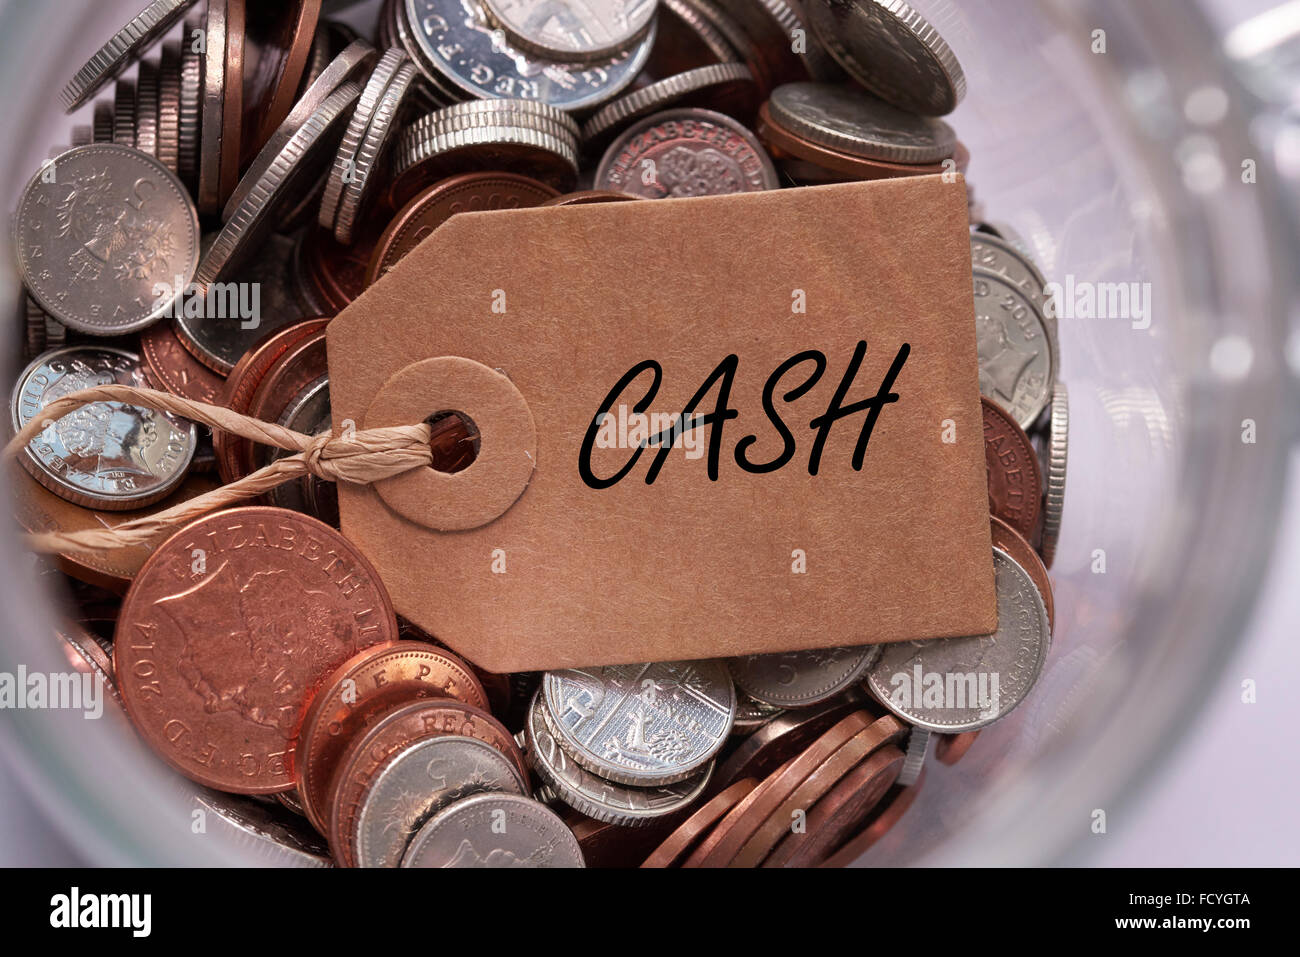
[973,268,1056,430]
[580,62,756,146]
[134,58,160,158]
[198,0,229,215]
[14,145,199,337]
[541,659,734,785]
[157,43,182,175]
[113,80,137,147]
[595,107,778,196]
[177,18,203,193]
[526,690,714,825]
[180,232,304,375]
[10,346,197,511]
[193,788,332,867]
[225,39,377,220]
[896,725,929,787]
[93,99,115,142]
[483,0,658,62]
[196,80,363,296]
[1039,382,1068,568]
[864,548,1050,733]
[727,644,881,708]
[971,228,1056,336]
[767,82,956,164]
[60,0,198,111]
[403,0,653,111]
[263,373,337,522]
[400,792,585,868]
[335,60,422,244]
[807,0,964,116]
[731,693,785,735]
[355,735,528,868]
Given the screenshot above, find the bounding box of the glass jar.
[0,0,1294,865]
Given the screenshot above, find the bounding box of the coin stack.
[10,0,1069,868]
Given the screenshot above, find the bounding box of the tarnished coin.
[140,321,225,405]
[61,0,198,111]
[865,548,1050,733]
[297,639,491,833]
[355,735,528,868]
[595,107,778,196]
[14,145,199,337]
[763,744,903,867]
[656,0,738,70]
[365,172,559,286]
[541,659,735,786]
[767,82,956,164]
[983,397,1042,542]
[990,516,1054,632]
[526,690,714,825]
[484,0,658,62]
[710,0,839,88]
[641,777,758,867]
[728,645,881,708]
[401,793,585,868]
[974,268,1056,430]
[1039,382,1069,568]
[807,0,965,116]
[580,62,758,147]
[540,190,637,206]
[402,0,653,111]
[113,507,399,793]
[11,346,196,511]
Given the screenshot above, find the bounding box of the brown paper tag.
[328,175,995,673]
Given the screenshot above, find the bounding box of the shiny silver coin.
[402,0,653,111]
[973,268,1057,430]
[177,18,203,194]
[971,228,1056,336]
[483,0,658,62]
[865,548,1050,733]
[727,644,881,708]
[541,659,735,785]
[896,726,929,787]
[595,107,778,196]
[400,792,584,868]
[1039,382,1069,568]
[10,346,197,511]
[14,144,199,337]
[526,690,714,825]
[807,0,965,116]
[580,62,756,146]
[196,80,363,314]
[180,232,304,375]
[61,0,198,111]
[133,58,160,157]
[767,82,956,164]
[193,788,332,867]
[113,80,137,147]
[355,735,528,869]
[226,39,377,220]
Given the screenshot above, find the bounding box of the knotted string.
[4,384,433,555]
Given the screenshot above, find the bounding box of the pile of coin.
[11,0,1070,867]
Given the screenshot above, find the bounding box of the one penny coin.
[983,396,1042,541]
[641,778,759,868]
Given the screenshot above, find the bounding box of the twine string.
[5,384,433,554]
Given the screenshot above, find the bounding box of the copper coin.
[214,317,330,484]
[219,0,246,207]
[682,756,794,867]
[569,814,679,869]
[728,713,906,868]
[757,102,947,181]
[540,190,638,207]
[983,396,1043,541]
[715,693,866,788]
[244,330,328,476]
[935,731,980,766]
[301,222,380,313]
[397,618,508,716]
[364,173,559,287]
[990,515,1054,630]
[296,640,490,833]
[140,321,226,404]
[691,711,873,867]
[327,698,525,866]
[820,770,926,868]
[641,778,758,868]
[387,140,578,211]
[113,506,399,794]
[11,466,219,593]
[242,0,323,163]
[763,744,904,868]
